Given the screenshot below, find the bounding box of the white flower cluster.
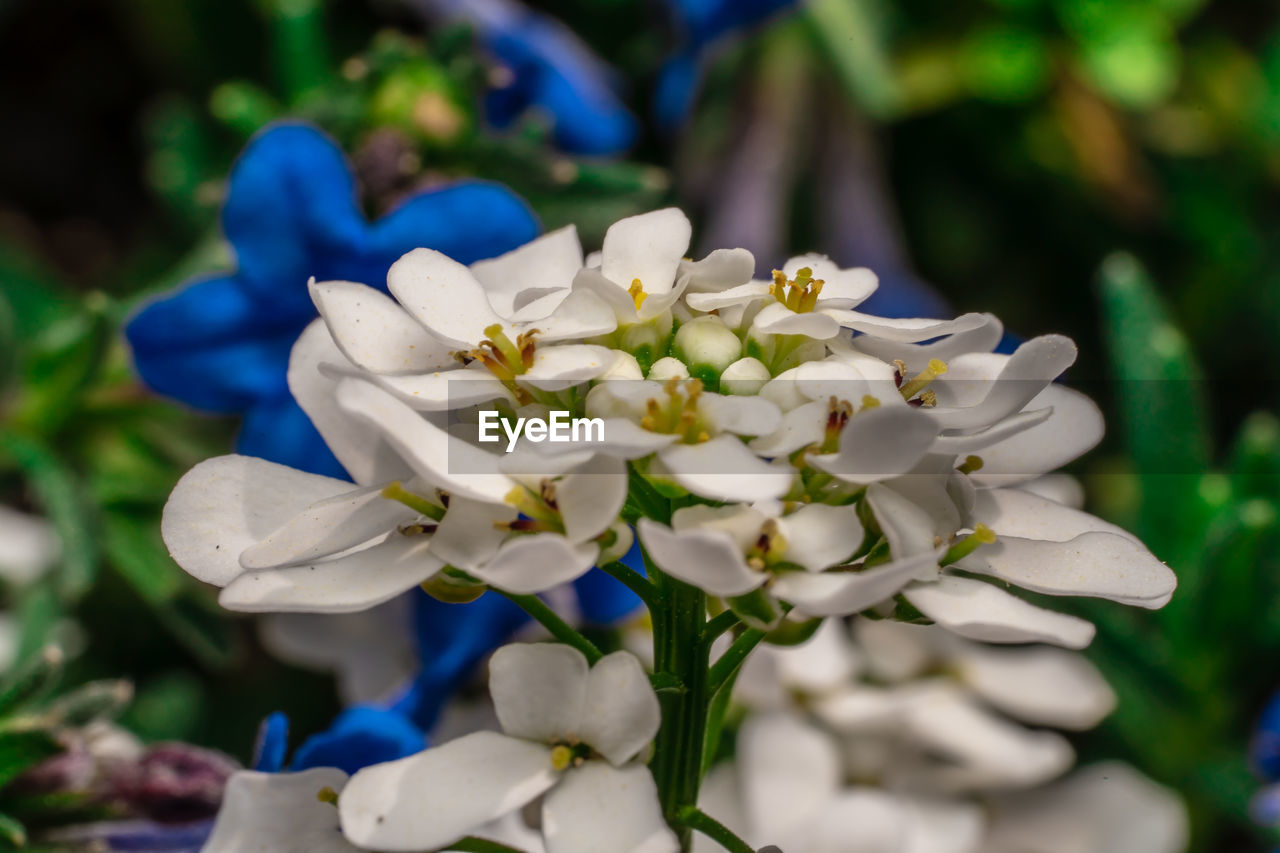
[164,208,1183,852]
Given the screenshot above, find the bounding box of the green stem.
[708,628,767,694]
[702,609,741,644]
[600,560,661,608]
[649,565,709,852]
[676,807,754,853]
[494,591,603,664]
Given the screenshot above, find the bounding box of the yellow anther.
[768,267,825,313]
[972,523,997,544]
[957,455,984,474]
[941,523,998,565]
[917,389,937,407]
[550,744,574,771]
[628,278,647,311]
[899,358,949,401]
[316,787,340,806]
[860,395,881,411]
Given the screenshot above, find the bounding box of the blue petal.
[83,819,213,852]
[1254,692,1280,781]
[252,712,290,773]
[222,123,366,314]
[667,0,798,46]
[392,589,530,730]
[125,275,300,413]
[237,395,349,480]
[654,50,704,130]
[291,705,426,775]
[478,8,637,155]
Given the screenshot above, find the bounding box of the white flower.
[695,712,986,853]
[0,505,60,586]
[580,378,792,501]
[203,769,361,853]
[338,643,676,853]
[984,762,1188,853]
[569,208,694,325]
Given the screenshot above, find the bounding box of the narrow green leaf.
[0,730,62,790]
[1097,252,1211,565]
[100,512,184,605]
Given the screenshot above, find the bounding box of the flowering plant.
[163,208,1177,852]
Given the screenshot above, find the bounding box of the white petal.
[825,311,987,342]
[720,357,772,395]
[1016,474,1085,509]
[240,484,419,569]
[311,280,454,374]
[601,208,691,295]
[900,796,987,853]
[577,652,661,764]
[930,407,1053,455]
[766,617,863,694]
[542,763,678,853]
[205,769,359,853]
[339,365,510,412]
[685,281,770,311]
[556,455,628,544]
[339,732,557,851]
[985,762,1189,853]
[162,455,352,587]
[782,254,878,308]
[774,552,939,617]
[661,438,794,502]
[570,267,639,324]
[530,289,618,342]
[679,248,756,293]
[777,503,864,572]
[969,385,1105,486]
[573,418,680,459]
[807,789,907,852]
[671,503,767,547]
[520,344,615,390]
[928,336,1078,431]
[808,407,938,485]
[335,378,517,503]
[429,496,516,570]
[470,534,599,593]
[865,483,944,558]
[648,357,690,381]
[903,576,1096,649]
[970,487,1137,543]
[219,534,442,613]
[0,507,59,584]
[848,313,1003,373]
[387,248,504,348]
[490,643,588,743]
[469,225,582,317]
[738,712,841,842]
[899,684,1075,790]
[748,399,827,456]
[971,532,1176,608]
[289,320,412,486]
[956,644,1116,729]
[637,518,762,597]
[698,393,783,436]
[752,302,842,339]
[854,618,941,682]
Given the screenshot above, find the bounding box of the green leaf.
[805,0,901,118]
[0,646,64,720]
[100,512,184,605]
[0,731,62,790]
[0,432,98,600]
[0,812,25,848]
[1097,252,1210,565]
[13,293,114,434]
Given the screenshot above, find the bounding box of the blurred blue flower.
[252,706,425,778]
[1253,690,1280,828]
[392,558,642,731]
[126,122,538,478]
[415,0,637,155]
[64,820,213,853]
[656,0,799,128]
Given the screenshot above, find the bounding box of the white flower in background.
[202,768,361,853]
[338,643,675,853]
[0,506,60,670]
[984,762,1189,853]
[737,618,1113,792]
[695,712,986,853]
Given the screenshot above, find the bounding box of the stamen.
[628,279,647,311]
[957,455,984,475]
[767,266,825,313]
[899,358,948,401]
[316,787,340,806]
[381,482,446,521]
[550,744,574,771]
[940,523,997,565]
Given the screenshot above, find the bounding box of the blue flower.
[126,122,539,478]
[655,0,799,128]
[429,0,637,155]
[252,706,426,778]
[390,563,642,731]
